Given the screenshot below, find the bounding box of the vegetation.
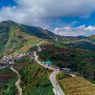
[57,76,95,95]
[56,72,64,80]
[0,68,17,95]
[39,44,95,83]
[66,41,95,51]
[0,67,12,73]
[19,60,54,95]
[12,57,54,95]
[0,20,42,57]
[0,78,17,95]
[1,20,95,95]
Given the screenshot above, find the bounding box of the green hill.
[0,20,57,57]
[66,41,95,51]
[0,21,38,56]
[38,44,95,83]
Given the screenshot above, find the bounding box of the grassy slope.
[57,74,95,95]
[0,22,41,58]
[20,61,54,95]
[5,26,41,54]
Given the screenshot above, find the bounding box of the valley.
[0,21,95,95]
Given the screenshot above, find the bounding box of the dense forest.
[38,44,95,83]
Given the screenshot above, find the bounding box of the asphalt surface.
[50,69,65,95]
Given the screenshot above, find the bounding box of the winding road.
[34,40,65,95]
[10,66,22,95]
[34,40,54,70]
[50,69,65,95]
[9,40,65,95]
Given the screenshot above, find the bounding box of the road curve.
[37,41,43,52]
[35,40,65,95]
[10,66,22,95]
[34,51,54,70]
[50,69,65,95]
[34,40,54,70]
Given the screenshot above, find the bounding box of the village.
[0,52,73,75]
[0,49,74,78]
[0,53,35,69]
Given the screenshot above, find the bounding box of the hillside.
[1,20,95,95]
[66,41,95,51]
[0,57,54,95]
[20,61,54,95]
[57,74,95,95]
[88,34,95,43]
[38,44,95,82]
[1,20,95,58]
[0,20,57,57]
[0,67,17,95]
[0,21,38,56]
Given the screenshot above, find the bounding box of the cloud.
[53,25,95,36]
[0,0,95,27]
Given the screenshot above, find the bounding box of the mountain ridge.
[0,20,95,57]
[0,20,57,39]
[1,20,95,40]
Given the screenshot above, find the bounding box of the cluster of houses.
[0,53,35,69]
[0,52,75,77]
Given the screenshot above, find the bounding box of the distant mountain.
[19,25,57,39]
[66,41,95,51]
[59,35,88,40]
[88,34,95,42]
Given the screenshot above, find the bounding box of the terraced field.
[0,67,17,95]
[58,76,95,95]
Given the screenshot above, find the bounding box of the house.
[43,60,53,66]
[61,68,71,73]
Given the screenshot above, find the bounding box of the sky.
[0,0,95,36]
